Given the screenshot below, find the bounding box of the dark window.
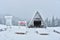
[34,21,41,27]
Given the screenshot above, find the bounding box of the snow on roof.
[28,11,47,27]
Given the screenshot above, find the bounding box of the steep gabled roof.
[28,11,47,28]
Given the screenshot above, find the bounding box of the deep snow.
[0,25,60,40]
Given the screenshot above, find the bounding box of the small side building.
[5,16,13,26]
[18,21,27,27]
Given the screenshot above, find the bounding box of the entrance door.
[34,21,41,27]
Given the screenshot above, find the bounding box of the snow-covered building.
[28,11,47,28]
[5,16,13,26]
[18,21,27,26]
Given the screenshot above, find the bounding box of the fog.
[0,0,59,20]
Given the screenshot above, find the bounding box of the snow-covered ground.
[0,26,60,40]
[0,24,7,29]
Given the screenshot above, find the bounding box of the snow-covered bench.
[15,26,27,34]
[36,28,49,35]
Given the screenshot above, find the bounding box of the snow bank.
[36,28,50,34]
[54,27,60,32]
[9,26,28,34]
[0,24,7,29]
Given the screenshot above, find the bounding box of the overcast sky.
[0,0,59,20]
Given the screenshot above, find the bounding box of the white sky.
[0,0,59,20]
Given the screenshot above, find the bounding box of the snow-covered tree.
[45,18,51,27]
[51,16,55,27]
